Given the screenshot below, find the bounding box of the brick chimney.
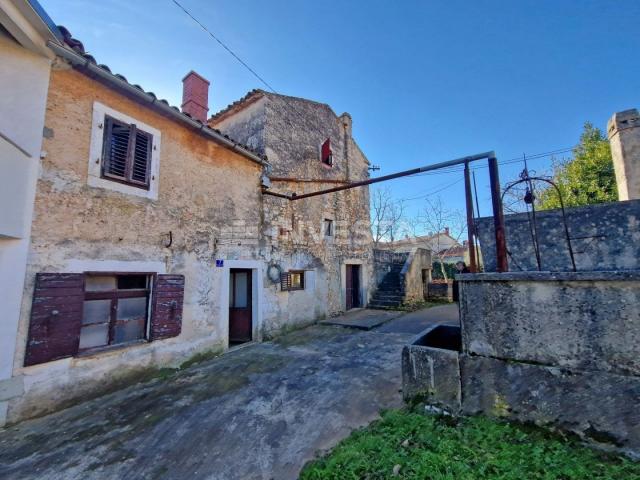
[181,71,210,123]
[444,227,450,236]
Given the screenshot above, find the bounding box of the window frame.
[79,272,152,353]
[101,115,153,190]
[324,218,334,237]
[88,102,161,200]
[320,138,333,167]
[288,270,305,291]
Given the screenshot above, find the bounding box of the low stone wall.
[476,199,640,272]
[403,270,640,457]
[427,282,451,301]
[400,248,432,302]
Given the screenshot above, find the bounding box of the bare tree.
[419,196,467,280]
[370,187,404,247]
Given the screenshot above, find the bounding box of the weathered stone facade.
[212,91,374,326]
[7,64,267,423]
[6,52,375,424]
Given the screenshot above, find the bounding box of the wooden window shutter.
[321,138,333,165]
[280,272,291,291]
[24,273,84,366]
[102,116,152,188]
[150,274,185,341]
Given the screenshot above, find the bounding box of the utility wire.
[171,0,277,94]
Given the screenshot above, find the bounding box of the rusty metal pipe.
[488,157,508,272]
[282,151,496,201]
[464,162,478,273]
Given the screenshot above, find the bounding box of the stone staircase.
[369,262,406,309]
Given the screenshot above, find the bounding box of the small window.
[324,219,333,237]
[280,271,305,291]
[321,138,333,166]
[79,274,151,351]
[101,116,152,189]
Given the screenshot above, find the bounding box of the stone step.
[368,299,403,308]
[372,293,405,301]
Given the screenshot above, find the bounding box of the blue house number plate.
[215,259,224,267]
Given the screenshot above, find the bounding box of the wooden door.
[346,265,361,310]
[229,269,252,343]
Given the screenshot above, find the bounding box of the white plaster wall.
[0,30,51,388]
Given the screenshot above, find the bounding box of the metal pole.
[281,151,495,201]
[488,157,508,272]
[464,162,477,273]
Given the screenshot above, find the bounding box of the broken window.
[79,274,151,351]
[280,271,305,291]
[101,115,152,189]
[324,219,333,237]
[321,138,333,166]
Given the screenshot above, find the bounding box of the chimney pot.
[181,70,210,123]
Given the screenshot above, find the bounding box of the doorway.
[229,268,252,344]
[345,264,361,310]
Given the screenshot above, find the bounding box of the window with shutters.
[88,102,161,200]
[280,271,305,291]
[25,272,185,366]
[101,116,152,189]
[79,274,151,352]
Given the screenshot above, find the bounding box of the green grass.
[300,410,640,480]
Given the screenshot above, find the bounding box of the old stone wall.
[9,66,265,423]
[401,248,432,302]
[457,271,640,455]
[477,199,640,272]
[215,92,374,323]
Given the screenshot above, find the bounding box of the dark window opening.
[80,274,151,351]
[321,138,333,166]
[324,219,333,237]
[102,116,152,189]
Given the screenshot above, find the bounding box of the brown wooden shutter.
[280,272,291,291]
[24,273,84,366]
[150,274,185,341]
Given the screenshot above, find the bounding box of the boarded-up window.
[102,116,152,189]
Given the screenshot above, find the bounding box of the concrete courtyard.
[0,305,458,480]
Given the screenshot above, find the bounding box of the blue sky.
[41,0,640,228]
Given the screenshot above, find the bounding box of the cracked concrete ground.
[0,318,420,480]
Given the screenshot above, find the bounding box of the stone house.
[1,12,373,424]
[210,89,374,325]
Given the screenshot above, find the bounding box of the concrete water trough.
[401,324,462,412]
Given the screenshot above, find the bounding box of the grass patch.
[300,409,639,479]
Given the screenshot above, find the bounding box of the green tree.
[537,122,618,209]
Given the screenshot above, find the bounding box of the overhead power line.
[171,0,277,93]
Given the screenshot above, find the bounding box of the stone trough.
[402,271,640,458]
